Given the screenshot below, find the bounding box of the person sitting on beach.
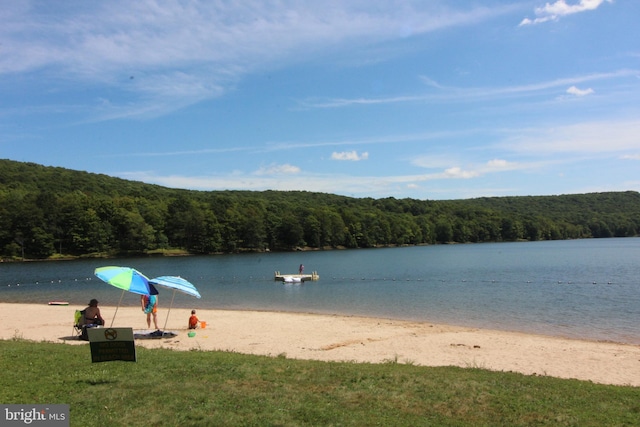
[188,310,200,329]
[83,299,105,326]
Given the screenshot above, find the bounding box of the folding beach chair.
[72,310,85,339]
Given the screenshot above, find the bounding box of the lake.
[1,238,639,344]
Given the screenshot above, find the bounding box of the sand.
[1,302,639,387]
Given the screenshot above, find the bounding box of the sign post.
[87,327,136,362]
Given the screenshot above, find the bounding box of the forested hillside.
[1,159,639,259]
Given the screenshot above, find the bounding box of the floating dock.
[274,271,320,282]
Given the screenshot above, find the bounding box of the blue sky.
[1,0,639,200]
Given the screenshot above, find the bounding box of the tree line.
[1,159,639,259]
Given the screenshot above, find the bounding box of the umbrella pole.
[110,290,125,328]
[161,290,177,335]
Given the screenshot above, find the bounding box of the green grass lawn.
[1,339,638,426]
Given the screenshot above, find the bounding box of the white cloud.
[621,154,640,160]
[254,163,301,175]
[443,167,480,179]
[412,155,528,179]
[566,85,594,96]
[332,150,369,161]
[485,159,514,170]
[520,0,613,26]
[439,159,521,180]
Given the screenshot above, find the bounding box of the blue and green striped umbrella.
[94,266,152,327]
[94,266,151,296]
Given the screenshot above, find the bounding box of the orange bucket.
[200,321,207,329]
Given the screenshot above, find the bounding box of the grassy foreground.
[1,339,638,426]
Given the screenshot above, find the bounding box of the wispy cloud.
[520,0,613,26]
[119,165,516,198]
[428,159,526,180]
[97,146,251,158]
[302,69,635,109]
[410,154,460,169]
[117,151,533,197]
[499,118,640,155]
[254,163,301,175]
[119,170,399,195]
[263,129,478,152]
[332,151,369,161]
[0,1,513,121]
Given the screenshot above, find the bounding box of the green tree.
[277,213,305,249]
[435,218,453,243]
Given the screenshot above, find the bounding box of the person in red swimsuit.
[188,310,200,329]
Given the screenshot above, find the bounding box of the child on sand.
[188,309,200,329]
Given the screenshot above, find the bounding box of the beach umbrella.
[149,276,201,333]
[94,266,151,327]
[150,276,201,299]
[148,283,159,295]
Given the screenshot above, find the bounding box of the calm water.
[1,238,639,344]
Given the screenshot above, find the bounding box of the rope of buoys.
[3,277,96,288]
[2,275,621,288]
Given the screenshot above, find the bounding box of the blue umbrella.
[94,266,151,327]
[149,276,201,333]
[150,276,201,299]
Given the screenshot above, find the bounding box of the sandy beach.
[1,302,639,387]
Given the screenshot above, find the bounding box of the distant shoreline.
[0,238,603,263]
[0,244,356,262]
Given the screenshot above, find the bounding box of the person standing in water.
[141,293,159,330]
